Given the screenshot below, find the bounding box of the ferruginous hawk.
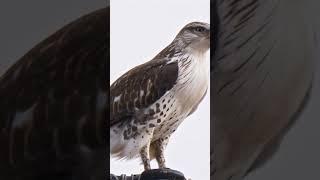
[110,22,210,170]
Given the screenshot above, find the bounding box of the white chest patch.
[152,52,209,140]
[175,52,209,114]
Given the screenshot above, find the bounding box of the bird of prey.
[0,8,108,180]
[110,22,210,170]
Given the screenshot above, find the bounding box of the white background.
[110,0,210,179]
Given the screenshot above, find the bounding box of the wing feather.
[0,8,108,179]
[110,59,179,127]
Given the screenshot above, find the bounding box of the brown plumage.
[110,22,210,170]
[0,8,108,180]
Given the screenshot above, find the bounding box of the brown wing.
[0,8,107,179]
[110,59,179,127]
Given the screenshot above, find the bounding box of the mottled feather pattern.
[110,57,179,158]
[110,59,179,127]
[110,51,209,159]
[110,21,209,170]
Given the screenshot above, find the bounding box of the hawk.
[110,22,210,170]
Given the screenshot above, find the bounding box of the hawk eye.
[195,27,206,32]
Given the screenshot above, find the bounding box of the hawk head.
[175,22,210,54]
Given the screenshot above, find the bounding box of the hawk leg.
[140,143,151,170]
[150,137,170,169]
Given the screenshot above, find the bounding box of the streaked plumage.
[212,0,316,179]
[0,8,108,180]
[110,22,210,170]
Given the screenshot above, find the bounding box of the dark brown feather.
[110,59,179,127]
[0,8,108,179]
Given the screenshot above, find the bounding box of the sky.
[110,0,210,179]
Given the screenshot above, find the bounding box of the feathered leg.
[150,137,170,169]
[140,142,151,170]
